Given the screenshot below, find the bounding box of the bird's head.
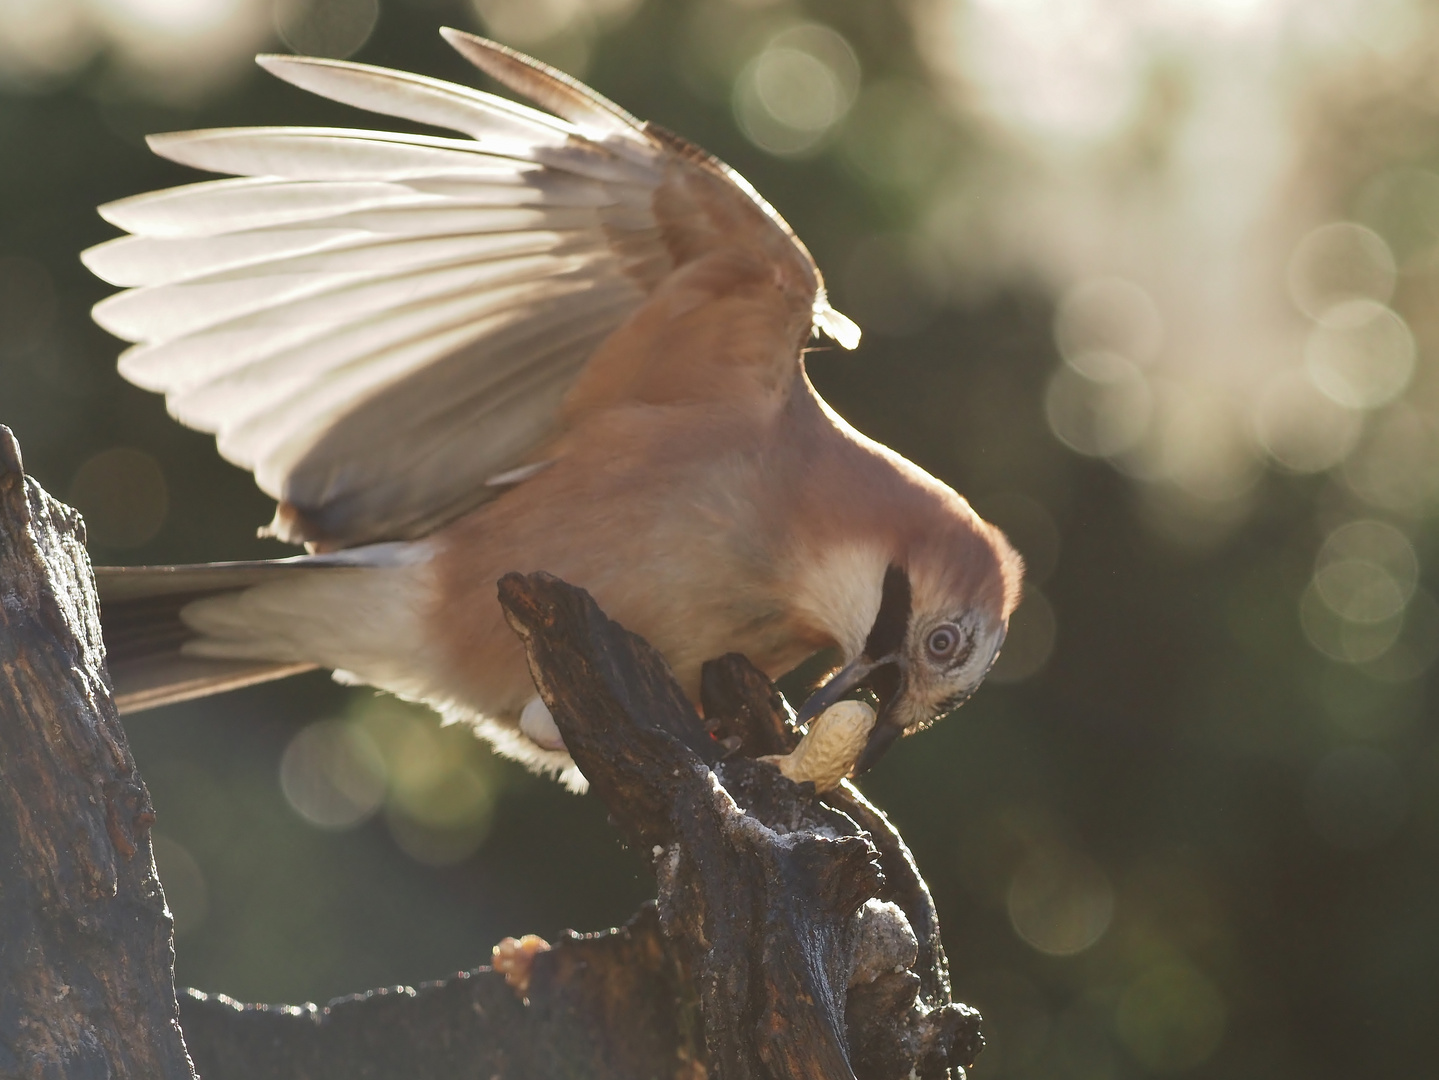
[791,502,1023,774]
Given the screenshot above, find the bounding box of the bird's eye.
[925,624,964,662]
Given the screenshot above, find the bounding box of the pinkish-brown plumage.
[89,31,1021,788]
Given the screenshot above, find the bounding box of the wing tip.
[96,195,131,229]
[255,53,315,80]
[79,238,123,285]
[439,26,644,139]
[144,130,194,161]
[91,293,143,345]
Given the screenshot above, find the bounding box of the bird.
[87,28,1023,791]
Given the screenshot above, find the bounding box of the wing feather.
[94,234,600,342]
[86,31,858,547]
[440,28,647,143]
[99,178,415,237]
[83,205,611,286]
[148,127,535,182]
[255,53,577,145]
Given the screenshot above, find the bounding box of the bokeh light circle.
[1343,406,1439,514]
[1304,300,1414,410]
[1055,276,1163,367]
[1115,964,1226,1072]
[68,446,168,548]
[1287,222,1396,320]
[1251,368,1361,473]
[150,832,209,937]
[1299,580,1404,664]
[988,588,1057,684]
[734,23,859,157]
[1044,360,1152,458]
[1315,559,1406,624]
[1361,588,1439,684]
[1007,848,1114,956]
[1299,521,1433,675]
[274,0,379,60]
[1314,519,1417,623]
[353,699,503,866]
[279,718,387,830]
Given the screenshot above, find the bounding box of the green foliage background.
[3,2,1436,1078]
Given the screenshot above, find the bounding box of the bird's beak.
[793,651,906,774]
[852,716,903,776]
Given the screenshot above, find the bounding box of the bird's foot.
[519,695,566,751]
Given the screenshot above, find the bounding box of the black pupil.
[930,629,955,656]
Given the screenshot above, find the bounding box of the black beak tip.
[852,720,904,776]
[792,691,828,729]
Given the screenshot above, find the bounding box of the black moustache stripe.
[865,564,911,660]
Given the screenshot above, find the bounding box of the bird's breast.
[421,403,813,720]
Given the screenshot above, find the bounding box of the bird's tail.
[99,541,438,714]
[98,560,321,713]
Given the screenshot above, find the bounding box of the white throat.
[789,541,889,660]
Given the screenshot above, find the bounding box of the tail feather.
[97,541,434,713]
[98,560,324,713]
[112,654,316,713]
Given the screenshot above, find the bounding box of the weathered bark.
[180,904,698,1079]
[501,571,982,1079]
[0,426,195,1080]
[1,428,982,1079]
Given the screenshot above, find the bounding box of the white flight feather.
[255,54,579,144]
[85,228,368,288]
[148,127,515,178]
[256,55,664,187]
[232,316,536,485]
[115,270,601,396]
[86,40,840,547]
[221,277,638,500]
[149,125,661,189]
[84,206,622,287]
[260,300,632,535]
[99,178,433,238]
[96,175,629,239]
[166,275,606,433]
[95,241,598,343]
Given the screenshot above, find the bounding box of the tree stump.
[0,427,195,1080]
[0,426,983,1079]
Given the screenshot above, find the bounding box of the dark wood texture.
[0,426,196,1080]
[1,428,981,1079]
[502,571,982,1079]
[180,904,698,1080]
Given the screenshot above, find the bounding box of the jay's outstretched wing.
[84,30,859,549]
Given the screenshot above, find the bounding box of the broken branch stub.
[179,904,696,1080]
[0,426,195,1080]
[0,433,980,1080]
[499,571,982,1079]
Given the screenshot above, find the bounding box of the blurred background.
[2,0,1437,1076]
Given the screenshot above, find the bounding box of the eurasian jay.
[88,30,1023,789]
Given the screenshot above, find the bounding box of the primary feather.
[87,29,856,549]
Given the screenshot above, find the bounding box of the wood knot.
[103,779,155,860]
